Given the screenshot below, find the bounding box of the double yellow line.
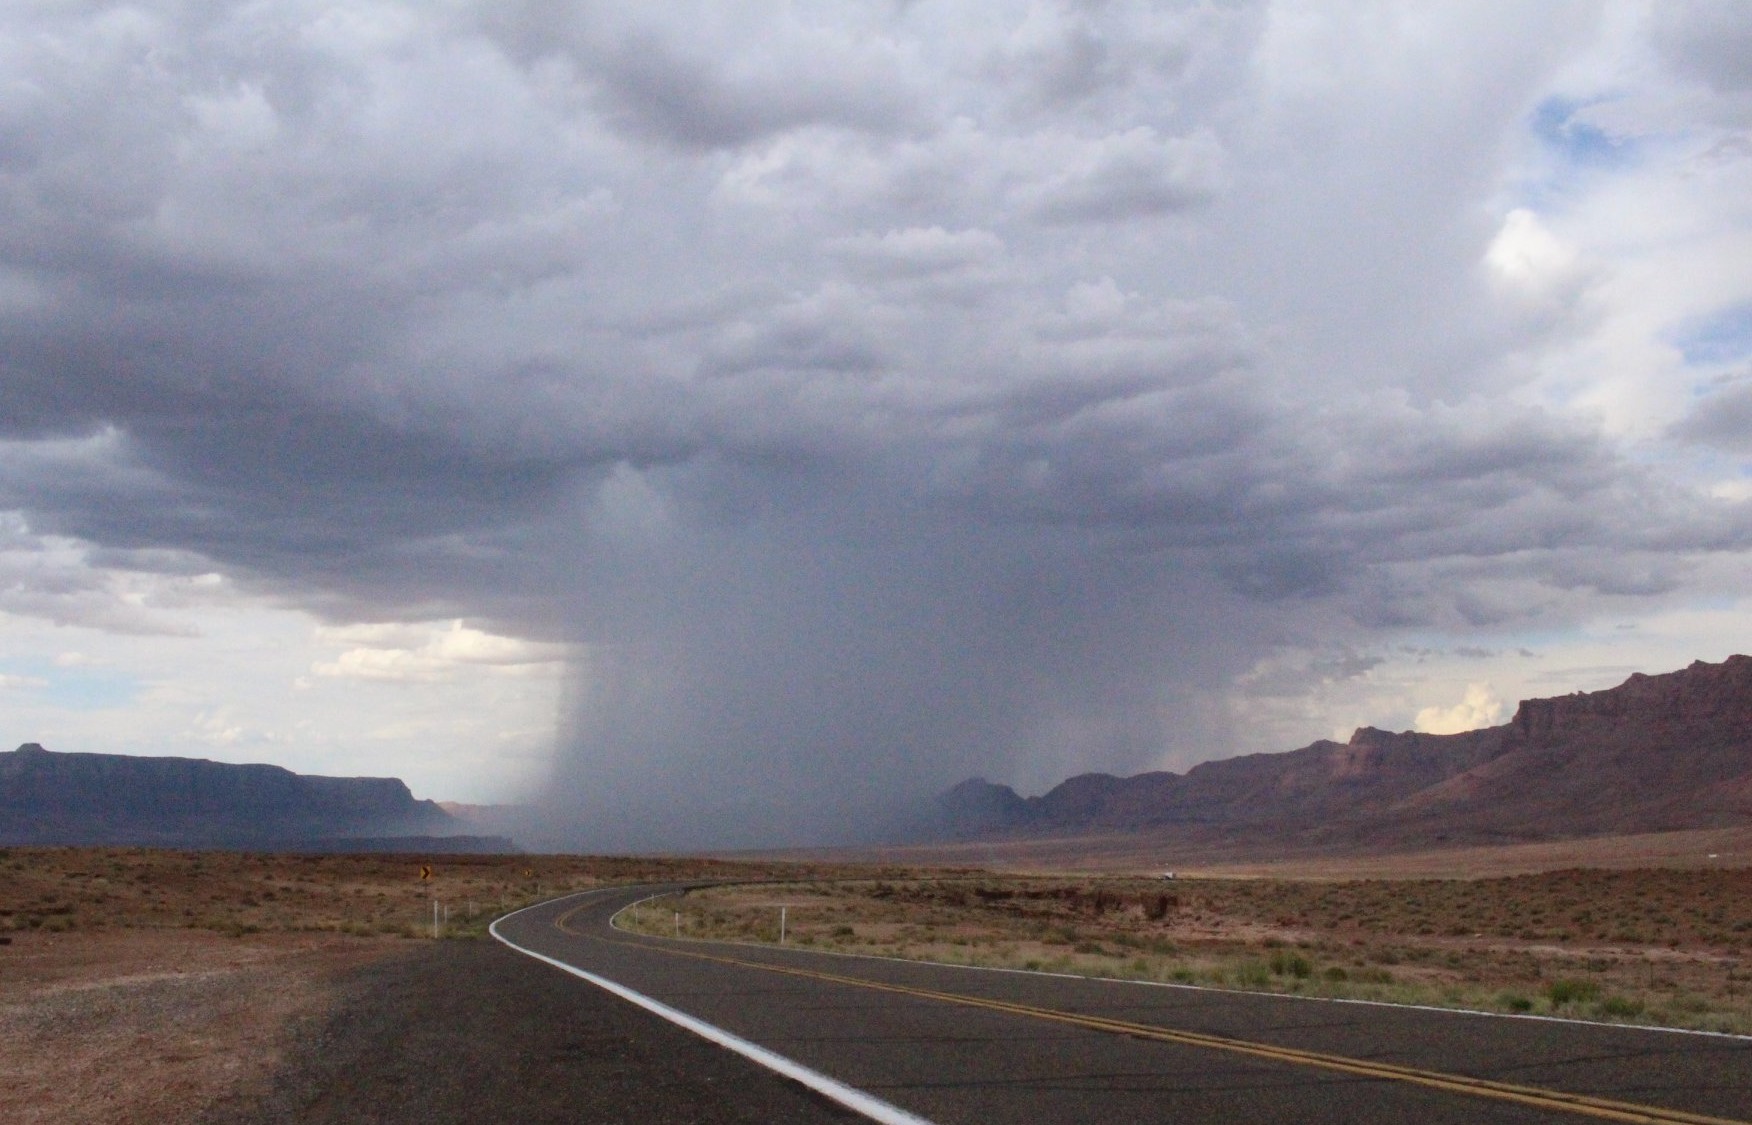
[556,900,1745,1125]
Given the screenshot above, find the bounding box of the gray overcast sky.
[2,2,1751,847]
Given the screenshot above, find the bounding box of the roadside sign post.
[780,906,787,945]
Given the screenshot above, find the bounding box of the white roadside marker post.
[674,911,680,938]
[432,899,439,940]
[780,906,787,945]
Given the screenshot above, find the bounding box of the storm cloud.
[2,2,1751,846]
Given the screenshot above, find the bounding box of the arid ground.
[0,848,851,1123]
[3,839,1748,1121]
[767,823,1752,877]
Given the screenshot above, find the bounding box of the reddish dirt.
[0,928,398,1125]
[771,824,1752,878]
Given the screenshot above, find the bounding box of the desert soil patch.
[0,928,392,1124]
[0,847,875,1121]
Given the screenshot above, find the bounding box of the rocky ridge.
[0,743,500,850]
[939,655,1752,849]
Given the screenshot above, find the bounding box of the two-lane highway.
[493,884,1752,1124]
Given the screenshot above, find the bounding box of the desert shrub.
[1498,992,1534,1012]
[211,920,260,938]
[1322,966,1348,982]
[1234,960,1272,987]
[1270,951,1313,978]
[1599,996,1645,1018]
[1145,894,1175,921]
[1546,979,1600,1006]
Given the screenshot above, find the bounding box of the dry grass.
[766,824,1752,878]
[0,846,857,941]
[0,846,885,1123]
[622,869,1752,1035]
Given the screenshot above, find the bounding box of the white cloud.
[829,226,1005,278]
[313,620,569,683]
[1414,683,1507,735]
[1486,208,1583,292]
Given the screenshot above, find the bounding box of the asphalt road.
[201,931,865,1125]
[494,883,1752,1125]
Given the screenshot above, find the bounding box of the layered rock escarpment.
[0,743,486,849]
[938,655,1752,848]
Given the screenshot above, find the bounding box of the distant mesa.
[934,655,1752,852]
[0,744,518,853]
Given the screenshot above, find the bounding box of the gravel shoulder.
[0,929,396,1125]
[202,938,865,1124]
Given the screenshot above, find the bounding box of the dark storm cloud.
[1672,378,1752,453]
[1649,1,1752,94]
[1025,127,1223,223]
[477,4,919,150]
[1,1,1749,845]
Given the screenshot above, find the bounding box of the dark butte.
[0,742,514,851]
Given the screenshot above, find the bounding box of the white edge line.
[490,894,938,1125]
[607,887,1752,1043]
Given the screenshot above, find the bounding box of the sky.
[2,2,1751,848]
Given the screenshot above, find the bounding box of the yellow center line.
[548,900,1747,1125]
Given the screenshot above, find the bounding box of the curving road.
[493,883,1752,1125]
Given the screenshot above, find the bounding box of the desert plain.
[3,834,1749,1122]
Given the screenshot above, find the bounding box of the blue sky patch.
[1531,96,1630,170]
[1672,303,1752,366]
[1,661,139,711]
